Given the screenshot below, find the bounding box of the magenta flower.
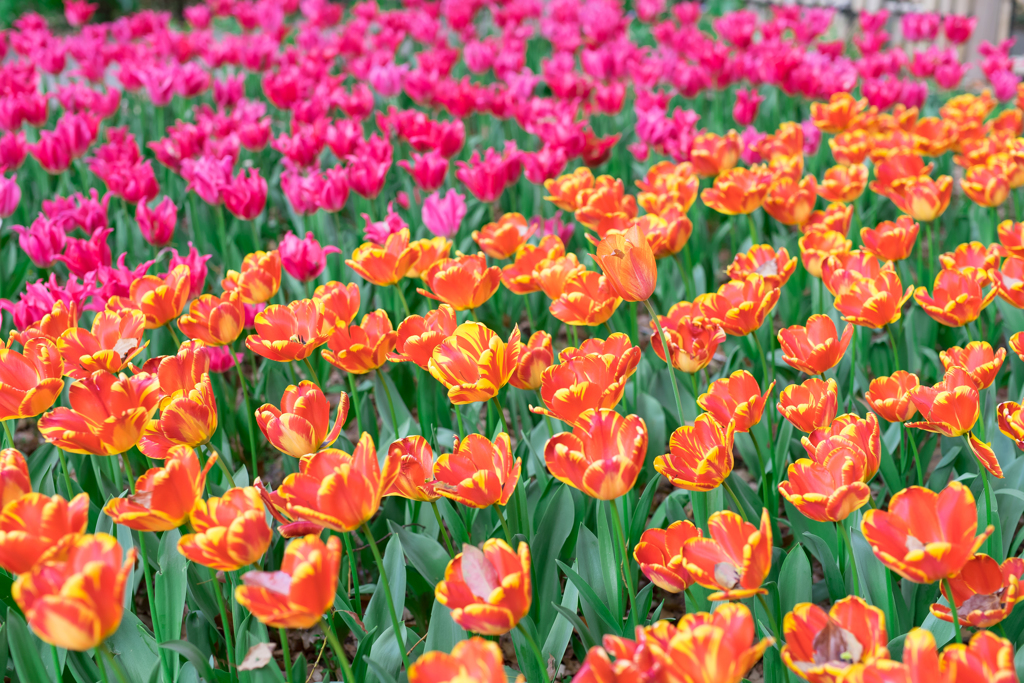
[0,173,20,218]
[280,232,340,283]
[422,189,467,239]
[10,215,66,269]
[136,196,177,247]
[170,243,212,300]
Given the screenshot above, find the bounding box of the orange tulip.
[346,228,415,286]
[862,481,993,584]
[989,255,1024,308]
[38,370,161,456]
[655,413,735,492]
[829,129,871,165]
[0,448,30,508]
[867,129,916,165]
[436,539,531,636]
[246,299,333,363]
[8,300,78,347]
[799,230,852,278]
[574,175,638,237]
[901,626,1016,683]
[509,330,553,391]
[384,435,440,502]
[764,174,818,227]
[406,237,453,279]
[139,373,218,459]
[107,264,191,329]
[915,270,997,328]
[594,224,657,302]
[869,154,934,201]
[835,269,913,328]
[961,163,1010,207]
[690,130,741,177]
[633,520,701,593]
[802,202,853,236]
[223,250,281,304]
[0,337,64,420]
[998,400,1024,451]
[930,554,1024,629]
[548,271,623,326]
[544,166,593,211]
[178,487,272,571]
[759,122,805,165]
[1012,331,1024,362]
[780,597,889,682]
[778,314,852,376]
[802,412,881,484]
[683,508,772,600]
[145,339,211,402]
[940,342,1005,390]
[911,117,956,156]
[235,535,341,629]
[534,253,586,300]
[312,281,361,330]
[778,445,871,523]
[907,366,981,436]
[418,253,501,311]
[545,408,646,500]
[256,381,348,458]
[695,274,780,337]
[472,212,531,260]
[890,175,954,222]
[621,210,693,259]
[57,309,147,380]
[811,92,868,134]
[271,433,399,532]
[322,309,398,374]
[865,371,920,423]
[726,244,797,289]
[649,301,726,374]
[635,160,695,196]
[104,445,215,531]
[818,164,868,203]
[939,241,1002,287]
[388,304,458,370]
[700,165,774,215]
[409,637,507,683]
[433,433,520,509]
[500,235,565,294]
[12,533,134,651]
[176,290,245,346]
[698,369,774,433]
[821,251,887,297]
[860,216,920,262]
[428,322,520,404]
[778,378,839,433]
[0,491,90,575]
[997,220,1024,258]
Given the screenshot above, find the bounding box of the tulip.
[998,400,1024,452]
[147,341,210,405]
[633,520,701,593]
[865,371,920,423]
[700,165,774,216]
[346,229,416,287]
[362,202,407,245]
[455,144,520,204]
[764,175,818,227]
[138,373,218,459]
[38,370,161,456]
[169,244,211,300]
[0,449,30,509]
[940,342,1005,390]
[222,250,282,304]
[12,534,135,651]
[0,492,90,575]
[778,444,872,523]
[989,255,1024,308]
[235,535,341,629]
[384,436,441,502]
[509,330,553,391]
[834,269,913,328]
[534,253,587,300]
[0,337,64,420]
[632,210,693,259]
[544,167,594,212]
[802,202,853,236]
[802,413,882,484]
[256,381,347,459]
[406,237,453,279]
[545,409,647,500]
[780,597,889,681]
[997,220,1024,257]
[778,315,853,376]
[698,370,774,433]
[649,301,726,374]
[0,173,21,218]
[389,304,458,371]
[574,176,638,238]
[472,212,531,261]
[907,367,980,439]
[399,150,449,192]
[10,215,67,268]
[594,225,657,302]
[778,378,839,433]
[177,291,245,347]
[104,445,215,531]
[435,539,531,635]
[433,433,521,509]
[818,164,868,204]
[889,175,953,222]
[810,92,868,134]
[961,164,1010,208]
[312,281,361,331]
[322,309,398,374]
[222,168,268,220]
[860,216,920,262]
[428,323,519,404]
[500,236,566,295]
[418,253,502,312]
[861,482,993,584]
[409,637,507,683]
[726,244,797,289]
[733,88,763,126]
[799,230,853,279]
[690,130,741,177]
[655,413,736,492]
[548,271,623,327]
[280,232,341,283]
[247,299,333,363]
[106,264,191,330]
[59,227,113,278]
[422,189,467,239]
[636,162,699,214]
[929,554,1024,629]
[683,508,772,600]
[695,274,780,337]
[829,130,871,166]
[136,196,177,247]
[178,487,273,571]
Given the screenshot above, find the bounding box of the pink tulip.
[223,168,267,220]
[169,243,212,300]
[733,88,763,126]
[0,174,21,218]
[136,196,177,247]
[362,202,407,245]
[422,188,466,239]
[10,215,66,268]
[280,231,340,283]
[57,227,112,277]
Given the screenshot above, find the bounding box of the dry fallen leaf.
[238,641,276,671]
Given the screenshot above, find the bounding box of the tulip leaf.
[778,544,812,616]
[365,624,408,683]
[628,476,660,553]
[161,639,217,682]
[511,615,545,683]
[387,520,448,587]
[351,626,379,682]
[108,611,161,683]
[544,563,581,662]
[6,609,51,683]
[801,532,846,603]
[364,657,399,683]
[556,560,622,637]
[531,483,574,635]
[156,529,187,679]
[851,525,892,619]
[726,472,761,523]
[363,533,406,642]
[424,599,466,653]
[435,497,470,548]
[595,502,622,620]
[920,597,956,649]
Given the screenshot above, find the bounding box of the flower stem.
[347,373,363,435]
[454,403,466,439]
[302,357,321,388]
[233,339,259,478]
[320,618,356,683]
[279,629,291,683]
[209,566,236,674]
[393,284,411,317]
[756,593,781,640]
[1,420,14,448]
[746,213,758,244]
[379,371,400,437]
[608,498,639,627]
[492,395,509,434]
[643,300,685,425]
[944,577,962,644]
[494,503,514,545]
[431,500,455,557]
[837,520,860,597]
[886,324,900,370]
[343,532,362,619]
[515,622,551,683]
[95,648,110,683]
[360,523,410,670]
[165,322,182,347]
[908,427,924,486]
[57,448,74,497]
[722,480,748,522]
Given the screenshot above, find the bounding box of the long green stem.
[1,420,13,448]
[838,521,860,597]
[746,213,758,244]
[909,428,924,486]
[279,629,291,683]
[209,567,236,674]
[492,395,509,434]
[749,431,769,509]
[165,323,182,347]
[302,357,321,388]
[57,448,74,497]
[722,481,749,522]
[431,501,455,557]
[886,324,900,370]
[320,619,356,683]
[210,447,237,488]
[51,645,61,681]
[342,532,362,620]
[516,622,551,683]
[454,404,466,439]
[608,499,639,627]
[360,523,410,670]
[379,371,400,436]
[944,578,962,644]
[494,504,514,545]
[233,339,259,478]
[643,300,685,425]
[756,593,781,640]
[347,373,363,435]
[393,284,411,317]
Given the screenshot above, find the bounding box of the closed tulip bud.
[105,446,214,531]
[698,370,774,433]
[177,291,245,346]
[0,173,20,218]
[107,264,191,329]
[235,535,341,629]
[594,225,657,302]
[683,508,772,601]
[865,371,920,423]
[388,304,458,370]
[545,409,646,500]
[179,487,272,571]
[940,342,1005,390]
[695,275,780,337]
[780,597,889,680]
[12,534,135,651]
[429,323,519,404]
[222,250,282,304]
[0,492,90,574]
[700,165,774,215]
[434,433,521,509]
[0,337,64,420]
[247,299,333,363]
[655,413,735,492]
[509,330,553,391]
[860,216,920,262]
[436,539,531,636]
[384,436,441,502]
[472,212,531,261]
[398,149,449,191]
[778,378,839,433]
[778,315,852,376]
[409,637,507,683]
[930,554,1024,629]
[256,381,348,459]
[649,301,726,374]
[549,271,623,327]
[633,520,701,593]
[0,449,30,509]
[139,373,218,459]
[418,253,502,311]
[861,482,993,584]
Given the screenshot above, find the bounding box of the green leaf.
[365,624,408,683]
[557,560,622,637]
[424,599,466,653]
[351,626,379,682]
[531,484,574,635]
[161,640,216,682]
[628,476,660,552]
[108,611,161,683]
[551,602,597,650]
[596,503,621,620]
[511,615,545,683]
[435,498,469,547]
[364,657,399,683]
[778,545,812,616]
[851,525,894,624]
[388,520,449,587]
[363,533,406,642]
[802,532,846,603]
[6,608,51,683]
[543,559,580,665]
[156,528,187,678]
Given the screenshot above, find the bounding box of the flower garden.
[1,1,1023,682]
